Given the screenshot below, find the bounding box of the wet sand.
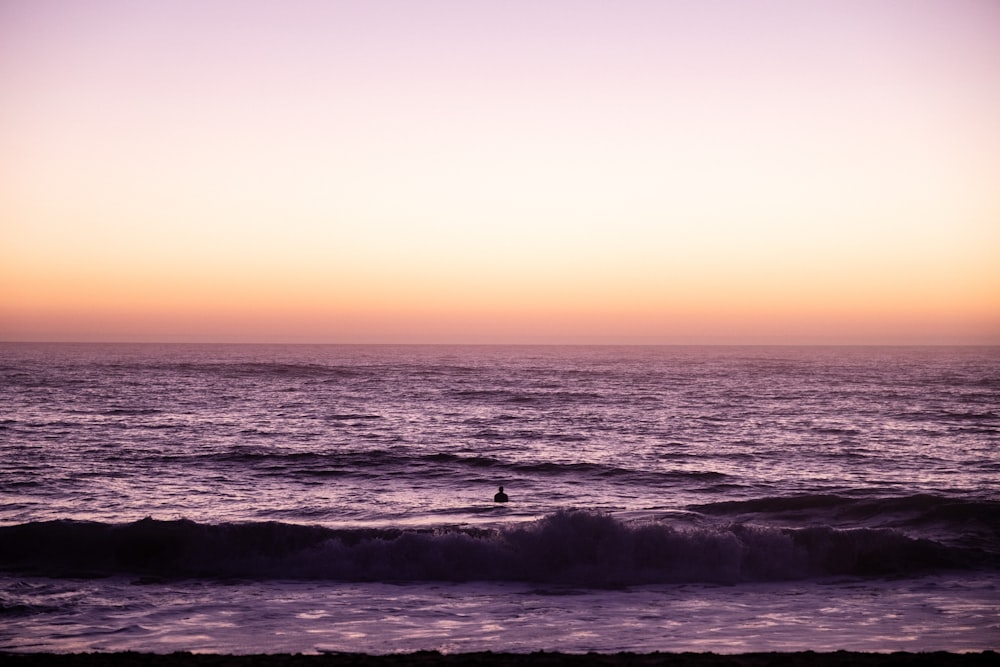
[1,652,996,666]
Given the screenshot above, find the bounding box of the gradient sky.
[2,0,998,344]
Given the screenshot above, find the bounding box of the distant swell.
[165,449,727,484]
[0,511,981,585]
[690,494,1000,534]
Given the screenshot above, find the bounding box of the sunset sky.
[2,0,998,344]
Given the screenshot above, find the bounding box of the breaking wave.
[0,510,982,585]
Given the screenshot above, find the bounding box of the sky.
[2,0,998,344]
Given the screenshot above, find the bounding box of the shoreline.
[1,652,997,666]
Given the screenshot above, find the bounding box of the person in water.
[493,486,509,503]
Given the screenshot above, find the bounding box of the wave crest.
[0,510,978,585]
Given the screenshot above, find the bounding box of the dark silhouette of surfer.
[493,486,509,503]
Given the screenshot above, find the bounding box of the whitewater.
[1,343,998,654]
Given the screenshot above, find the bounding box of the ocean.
[1,343,997,654]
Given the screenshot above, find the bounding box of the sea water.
[1,343,997,653]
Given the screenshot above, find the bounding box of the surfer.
[493,486,509,503]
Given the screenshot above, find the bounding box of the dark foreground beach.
[1,652,996,667]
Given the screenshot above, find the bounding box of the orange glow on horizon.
[3,259,996,344]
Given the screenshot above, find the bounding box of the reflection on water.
[2,575,997,654]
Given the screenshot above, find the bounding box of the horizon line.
[2,339,998,348]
